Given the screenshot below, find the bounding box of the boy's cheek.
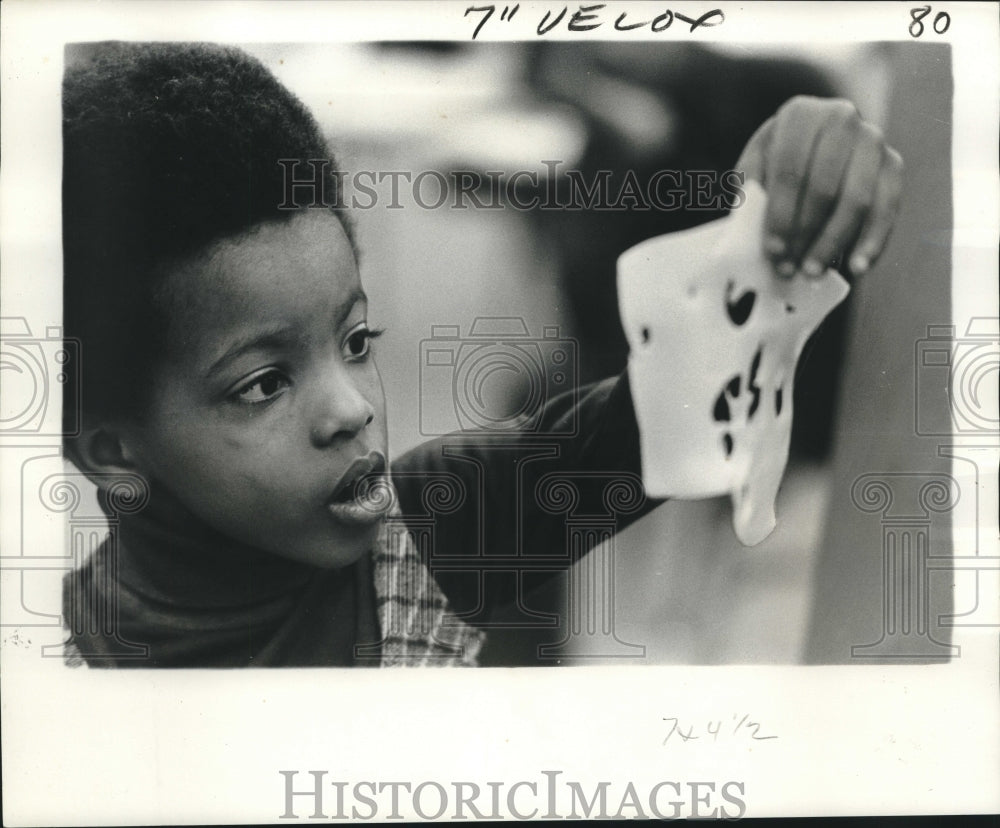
[137,434,288,513]
[175,473,304,544]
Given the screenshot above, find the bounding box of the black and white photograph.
[1,0,997,822]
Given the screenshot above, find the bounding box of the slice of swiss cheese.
[617,181,850,546]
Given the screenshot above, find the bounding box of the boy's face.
[119,210,390,569]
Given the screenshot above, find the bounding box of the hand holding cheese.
[617,98,902,546]
[618,181,849,545]
[735,95,904,280]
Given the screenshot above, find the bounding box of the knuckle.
[859,121,884,145]
[811,177,842,205]
[774,167,803,190]
[841,184,873,213]
[834,99,861,125]
[858,239,883,259]
[780,94,817,115]
[886,147,905,173]
[811,244,838,268]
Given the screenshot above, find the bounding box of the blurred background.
[240,40,955,666]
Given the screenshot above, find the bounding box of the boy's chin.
[304,520,385,570]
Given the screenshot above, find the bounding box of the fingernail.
[765,236,786,257]
[802,258,823,278]
[776,260,796,278]
[850,254,869,274]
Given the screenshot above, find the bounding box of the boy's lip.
[326,451,393,525]
[329,451,388,501]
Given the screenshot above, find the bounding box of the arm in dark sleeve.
[390,370,663,620]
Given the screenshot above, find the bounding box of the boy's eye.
[231,370,290,405]
[344,326,383,360]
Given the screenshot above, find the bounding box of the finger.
[735,115,775,185]
[799,121,886,278]
[847,146,904,276]
[790,101,862,275]
[761,97,830,276]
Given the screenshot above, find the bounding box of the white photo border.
[2,1,998,823]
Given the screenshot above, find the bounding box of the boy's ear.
[67,426,142,478]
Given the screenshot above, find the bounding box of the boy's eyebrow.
[339,287,368,327]
[205,327,300,379]
[204,288,368,379]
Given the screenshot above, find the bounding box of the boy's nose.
[309,376,376,447]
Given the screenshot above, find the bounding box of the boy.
[61,42,901,667]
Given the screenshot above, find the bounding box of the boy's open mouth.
[327,452,392,525]
[330,452,387,501]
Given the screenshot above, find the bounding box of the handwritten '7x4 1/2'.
[663,715,779,745]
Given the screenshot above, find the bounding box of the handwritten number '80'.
[910,6,950,37]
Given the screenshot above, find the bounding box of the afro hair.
[62,41,352,433]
